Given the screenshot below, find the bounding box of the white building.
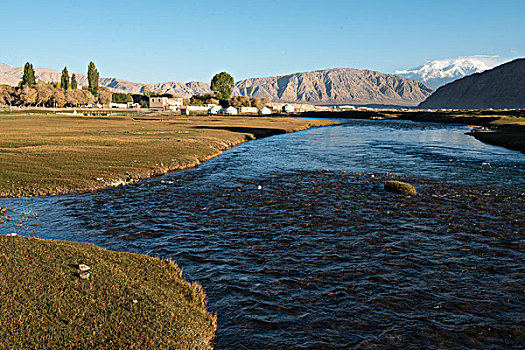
[109,103,128,109]
[282,104,295,113]
[224,106,238,115]
[240,106,258,114]
[208,105,222,115]
[149,97,184,110]
[258,107,272,115]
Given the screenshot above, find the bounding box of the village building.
[224,106,238,115]
[208,105,222,115]
[258,106,272,115]
[109,102,128,109]
[149,97,184,110]
[240,106,258,114]
[282,104,295,113]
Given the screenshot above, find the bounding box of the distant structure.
[149,97,184,110]
[208,105,221,115]
[258,106,272,115]
[224,106,238,115]
[240,106,258,114]
[109,102,128,109]
[282,104,295,113]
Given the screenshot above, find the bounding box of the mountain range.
[395,55,504,89]
[418,58,525,109]
[0,62,432,106]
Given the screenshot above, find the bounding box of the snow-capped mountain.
[395,55,505,89]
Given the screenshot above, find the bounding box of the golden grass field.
[0,235,217,349]
[0,113,337,197]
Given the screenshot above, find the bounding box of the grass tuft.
[384,180,417,195]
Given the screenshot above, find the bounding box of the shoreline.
[0,114,337,198]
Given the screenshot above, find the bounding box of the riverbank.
[0,235,217,349]
[299,109,525,153]
[0,113,337,198]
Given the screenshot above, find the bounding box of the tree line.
[0,61,103,107]
[1,66,269,110]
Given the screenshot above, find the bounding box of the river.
[1,119,524,349]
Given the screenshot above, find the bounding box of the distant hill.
[0,62,432,106]
[395,55,503,89]
[234,68,433,106]
[418,58,525,109]
[0,62,14,72]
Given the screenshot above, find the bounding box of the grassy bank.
[0,235,216,349]
[0,113,337,197]
[299,109,525,153]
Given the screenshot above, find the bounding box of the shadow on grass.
[191,125,288,139]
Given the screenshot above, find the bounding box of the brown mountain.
[0,63,432,105]
[234,68,433,106]
[419,58,525,109]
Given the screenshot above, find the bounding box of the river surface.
[1,119,525,349]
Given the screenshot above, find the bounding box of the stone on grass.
[384,180,417,195]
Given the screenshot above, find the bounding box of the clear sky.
[2,0,524,83]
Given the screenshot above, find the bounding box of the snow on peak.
[395,55,505,89]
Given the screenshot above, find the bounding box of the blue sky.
[2,0,524,83]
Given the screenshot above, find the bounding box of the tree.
[61,67,70,91]
[71,74,78,90]
[22,62,36,87]
[87,61,99,96]
[35,84,54,106]
[190,93,218,106]
[210,72,234,101]
[112,93,132,103]
[0,85,15,106]
[18,86,37,106]
[97,86,112,105]
[51,88,66,107]
[230,95,251,108]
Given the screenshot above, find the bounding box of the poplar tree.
[71,74,78,89]
[87,61,99,96]
[22,62,36,87]
[61,67,70,91]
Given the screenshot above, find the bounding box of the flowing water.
[1,119,525,349]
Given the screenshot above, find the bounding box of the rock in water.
[384,180,417,195]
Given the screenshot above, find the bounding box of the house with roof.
[258,106,272,115]
[224,106,238,115]
[149,97,184,110]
